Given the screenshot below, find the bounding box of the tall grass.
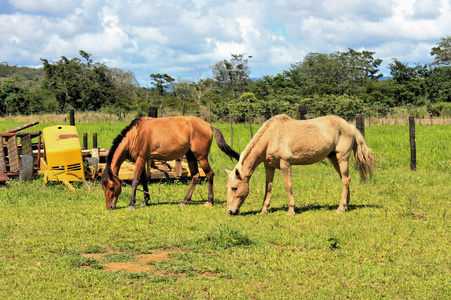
[0,116,450,299]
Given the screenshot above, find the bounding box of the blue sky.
[1,0,450,86]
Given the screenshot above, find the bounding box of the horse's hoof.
[127,206,136,211]
[180,202,187,206]
[140,202,148,207]
[260,210,267,214]
[286,211,295,216]
[204,202,213,207]
[335,208,346,214]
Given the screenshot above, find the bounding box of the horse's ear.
[225,169,231,176]
[235,168,242,180]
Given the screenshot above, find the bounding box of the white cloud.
[9,0,82,15]
[1,0,450,83]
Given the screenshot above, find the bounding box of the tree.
[150,73,175,96]
[287,49,382,97]
[173,68,213,110]
[211,53,252,98]
[0,79,29,114]
[107,68,138,112]
[388,59,428,105]
[41,51,114,111]
[424,66,451,103]
[431,36,451,66]
[41,55,83,111]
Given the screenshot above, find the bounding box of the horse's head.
[226,167,249,215]
[101,167,122,210]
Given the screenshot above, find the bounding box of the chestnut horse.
[102,116,239,210]
[227,114,375,215]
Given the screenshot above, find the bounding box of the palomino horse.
[227,114,375,215]
[102,116,239,210]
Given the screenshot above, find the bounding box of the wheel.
[19,155,34,182]
[84,157,99,178]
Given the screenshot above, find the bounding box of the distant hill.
[0,62,44,81]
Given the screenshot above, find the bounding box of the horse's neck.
[110,143,129,175]
[240,138,267,178]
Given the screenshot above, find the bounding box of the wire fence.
[1,110,449,174]
[356,118,451,173]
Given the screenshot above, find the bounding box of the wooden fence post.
[296,105,309,120]
[356,115,365,137]
[69,109,75,126]
[355,115,365,171]
[148,106,158,118]
[247,105,253,138]
[92,133,98,149]
[229,104,234,149]
[409,116,416,171]
[83,133,88,150]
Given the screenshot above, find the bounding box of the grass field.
[0,117,450,299]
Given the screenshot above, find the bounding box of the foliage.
[2,37,451,119]
[0,79,29,114]
[211,53,252,98]
[299,94,364,120]
[424,66,451,103]
[41,51,116,111]
[286,49,382,97]
[430,36,451,66]
[173,72,214,110]
[150,73,175,96]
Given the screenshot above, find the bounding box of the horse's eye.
[231,187,238,191]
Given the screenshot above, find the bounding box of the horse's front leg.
[140,166,150,207]
[280,160,295,216]
[182,151,200,205]
[129,157,146,210]
[261,165,275,214]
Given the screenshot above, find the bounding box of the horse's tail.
[210,125,240,160]
[353,129,375,181]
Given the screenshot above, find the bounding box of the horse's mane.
[106,117,142,165]
[102,117,142,184]
[239,114,292,164]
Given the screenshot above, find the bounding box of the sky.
[1,0,450,86]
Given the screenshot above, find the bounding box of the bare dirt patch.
[82,249,180,273]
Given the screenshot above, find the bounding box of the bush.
[300,94,364,120]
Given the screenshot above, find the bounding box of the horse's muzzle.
[228,208,240,215]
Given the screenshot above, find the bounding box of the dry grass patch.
[82,249,180,274]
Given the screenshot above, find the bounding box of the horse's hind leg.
[182,150,200,205]
[198,158,214,207]
[329,153,351,213]
[140,167,150,207]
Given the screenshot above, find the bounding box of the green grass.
[0,120,450,299]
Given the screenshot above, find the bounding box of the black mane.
[106,117,142,165]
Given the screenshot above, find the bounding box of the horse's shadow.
[239,203,382,216]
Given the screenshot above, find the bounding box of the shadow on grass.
[113,199,210,209]
[238,204,382,216]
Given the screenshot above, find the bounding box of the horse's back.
[138,116,213,160]
[265,115,355,165]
